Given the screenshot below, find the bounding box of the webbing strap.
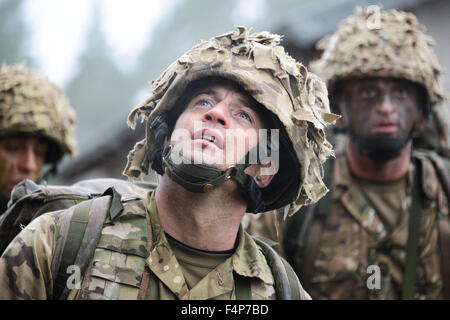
[253,236,296,299]
[279,254,302,300]
[437,216,450,299]
[402,162,424,300]
[53,199,93,299]
[234,272,252,300]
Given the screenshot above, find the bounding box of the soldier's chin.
[356,136,409,162]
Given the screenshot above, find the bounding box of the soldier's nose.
[19,146,39,174]
[202,102,229,127]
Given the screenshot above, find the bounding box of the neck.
[155,175,246,251]
[345,140,412,182]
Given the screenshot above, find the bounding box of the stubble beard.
[349,129,411,162]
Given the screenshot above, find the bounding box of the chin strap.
[161,143,266,213]
[149,113,267,213]
[162,144,234,193]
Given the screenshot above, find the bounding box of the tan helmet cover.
[310,6,446,106]
[0,63,77,161]
[125,26,339,214]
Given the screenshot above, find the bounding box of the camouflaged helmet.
[125,26,339,215]
[310,6,446,107]
[0,63,77,163]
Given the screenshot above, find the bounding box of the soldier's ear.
[415,116,426,131]
[244,163,275,188]
[415,87,429,132]
[255,174,274,188]
[254,163,275,188]
[415,102,428,131]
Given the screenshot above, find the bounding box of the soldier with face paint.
[277,7,450,300]
[0,63,77,214]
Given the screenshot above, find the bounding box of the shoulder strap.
[420,152,450,299]
[52,187,124,300]
[252,236,303,300]
[53,198,94,299]
[402,159,425,299]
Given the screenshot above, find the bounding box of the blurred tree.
[0,0,31,65]
[65,2,136,155]
[135,0,241,90]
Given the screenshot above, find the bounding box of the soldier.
[0,26,338,300]
[280,7,450,299]
[0,63,77,214]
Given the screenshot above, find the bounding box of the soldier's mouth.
[374,122,397,134]
[192,129,224,149]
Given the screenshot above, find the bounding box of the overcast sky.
[22,0,178,87]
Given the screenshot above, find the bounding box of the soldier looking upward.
[0,27,337,300]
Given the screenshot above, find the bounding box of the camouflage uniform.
[0,27,337,300]
[0,191,310,299]
[0,63,77,213]
[285,147,449,299]
[246,8,450,299]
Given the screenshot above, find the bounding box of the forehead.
[341,77,418,89]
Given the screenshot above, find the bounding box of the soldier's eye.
[196,99,212,107]
[393,87,410,99]
[3,142,20,153]
[34,147,47,160]
[360,88,378,99]
[238,111,252,123]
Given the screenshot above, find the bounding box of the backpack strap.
[252,236,303,300]
[51,187,124,300]
[420,152,450,299]
[402,159,424,299]
[52,198,94,299]
[437,208,450,300]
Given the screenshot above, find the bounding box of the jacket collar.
[143,191,273,299]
